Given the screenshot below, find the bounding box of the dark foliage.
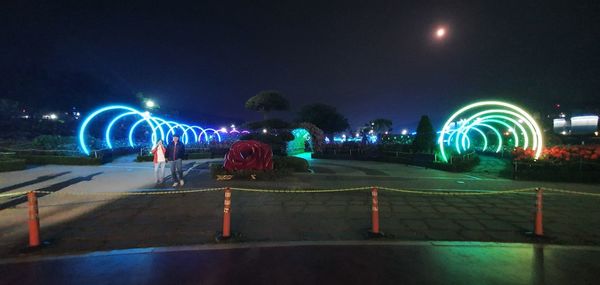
[245,119,291,130]
[370,118,393,134]
[0,159,26,172]
[296,103,349,134]
[412,115,436,153]
[245,90,290,119]
[273,156,309,172]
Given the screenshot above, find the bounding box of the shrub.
[0,152,17,159]
[511,159,600,182]
[135,155,154,162]
[210,162,225,177]
[136,150,213,162]
[245,119,291,130]
[239,133,291,155]
[273,156,309,172]
[412,115,436,153]
[11,149,79,156]
[431,155,480,172]
[16,155,103,165]
[187,152,212,159]
[0,159,26,172]
[31,135,77,150]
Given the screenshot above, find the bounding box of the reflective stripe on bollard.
[222,188,232,238]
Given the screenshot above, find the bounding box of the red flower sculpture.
[223,140,274,171]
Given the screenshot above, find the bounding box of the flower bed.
[512,145,600,182]
[513,145,600,162]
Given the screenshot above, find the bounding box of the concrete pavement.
[0,157,218,255]
[1,155,599,257]
[2,186,596,257]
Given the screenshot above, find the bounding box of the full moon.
[436,27,446,38]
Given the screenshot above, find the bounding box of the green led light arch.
[457,119,518,153]
[465,126,488,151]
[459,123,503,153]
[438,101,543,163]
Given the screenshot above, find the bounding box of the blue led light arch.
[78,105,223,155]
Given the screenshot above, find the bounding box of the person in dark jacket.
[165,133,186,187]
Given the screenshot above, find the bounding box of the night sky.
[2,1,599,130]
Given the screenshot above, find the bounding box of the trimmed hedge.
[511,160,600,182]
[187,152,212,159]
[273,156,309,172]
[313,150,480,172]
[16,155,103,165]
[9,146,140,165]
[313,151,435,168]
[0,149,80,156]
[135,155,154,162]
[136,151,213,162]
[0,159,26,172]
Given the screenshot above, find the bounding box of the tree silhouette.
[412,115,436,153]
[370,118,393,134]
[245,90,290,119]
[297,103,349,134]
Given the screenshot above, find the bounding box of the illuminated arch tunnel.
[438,101,543,163]
[78,105,227,155]
[287,128,313,155]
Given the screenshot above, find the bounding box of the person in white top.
[151,140,167,184]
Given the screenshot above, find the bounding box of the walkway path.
[470,155,511,178]
[1,156,599,257]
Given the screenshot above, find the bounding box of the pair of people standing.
[151,134,186,187]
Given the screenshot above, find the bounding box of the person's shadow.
[0,172,103,210]
[0,172,71,194]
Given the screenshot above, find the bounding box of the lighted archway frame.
[201,128,222,142]
[79,105,218,155]
[448,115,528,153]
[438,101,543,162]
[457,119,516,153]
[459,123,502,153]
[288,128,313,155]
[79,105,159,155]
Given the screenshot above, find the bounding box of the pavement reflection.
[1,241,599,285]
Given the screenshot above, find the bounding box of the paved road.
[1,241,599,285]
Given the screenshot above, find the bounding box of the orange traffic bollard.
[27,191,40,247]
[371,187,379,234]
[222,187,232,238]
[368,187,383,237]
[534,188,543,236]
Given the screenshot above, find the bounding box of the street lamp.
[145,100,155,108]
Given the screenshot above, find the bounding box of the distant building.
[553,115,599,136]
